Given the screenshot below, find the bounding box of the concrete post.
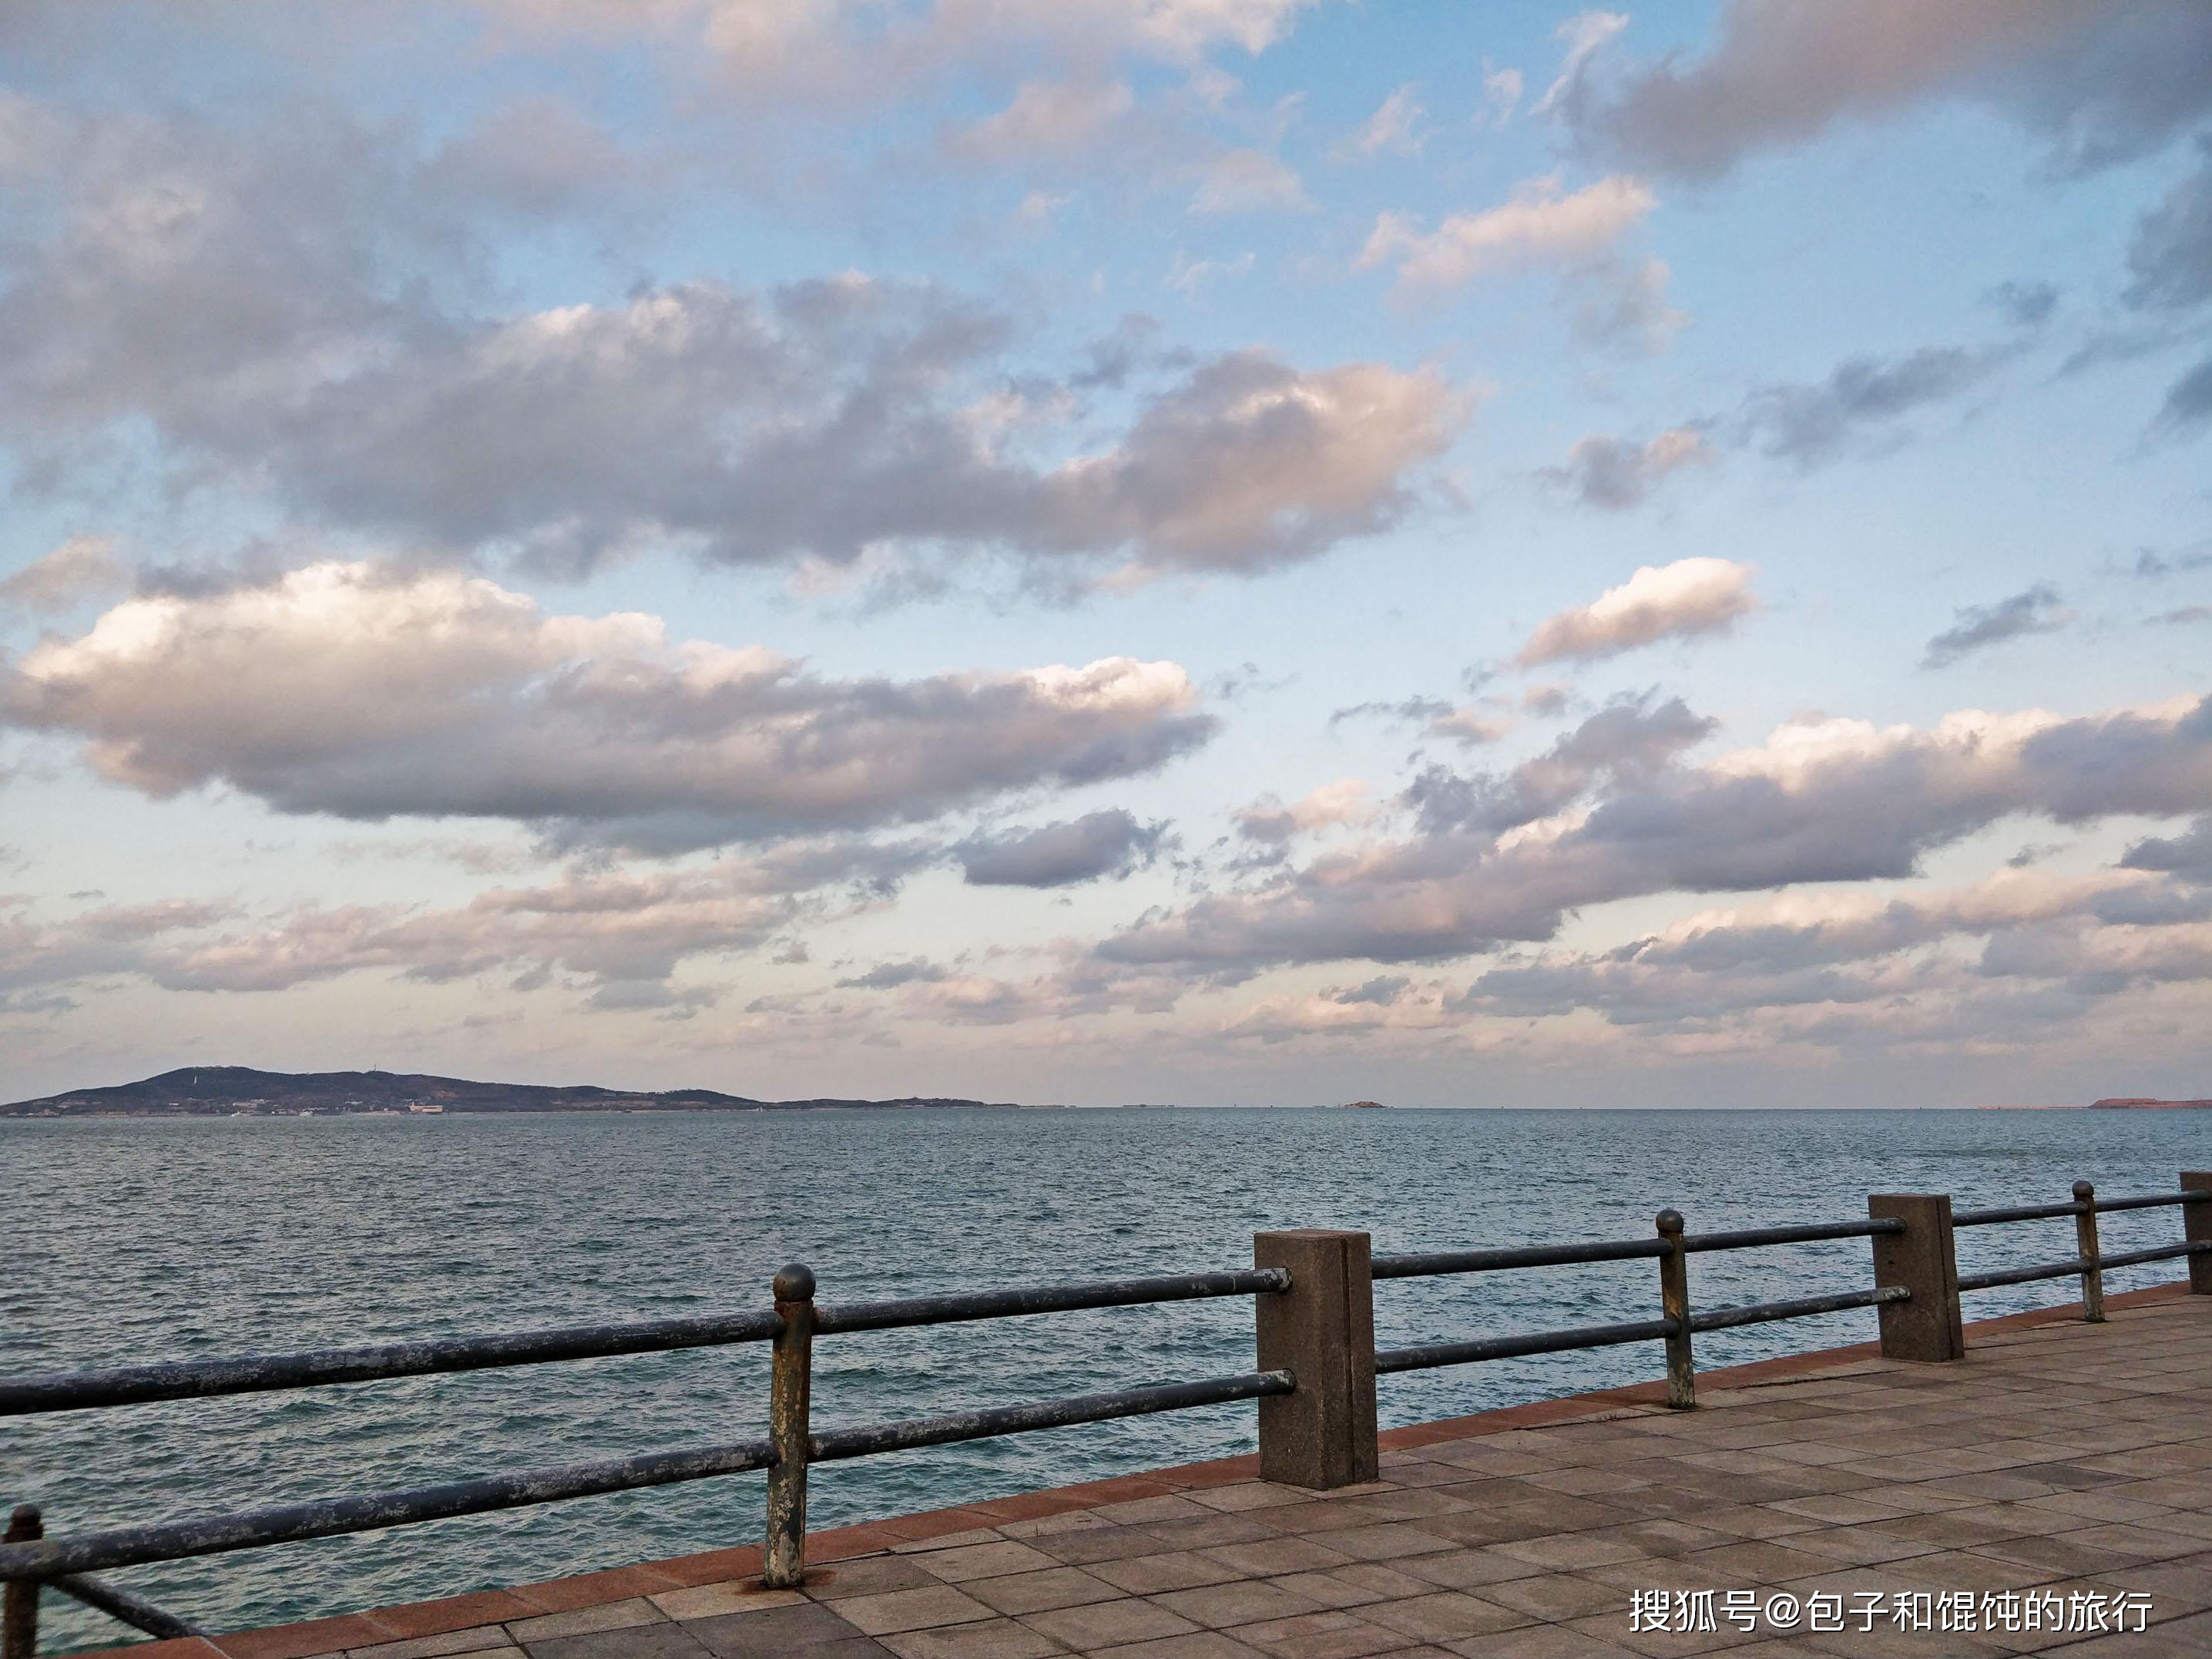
[1868,1194,1964,1362]
[2184,1172,2212,1295]
[1254,1230,1377,1489]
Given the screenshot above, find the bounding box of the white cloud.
[1475,62,1523,130]
[951,79,1135,161]
[1,562,1217,853]
[1334,84,1425,161]
[478,0,1326,91]
[1359,174,1655,290]
[1236,778,1368,842]
[1189,147,1311,214]
[1532,10,1628,121]
[1516,557,1757,666]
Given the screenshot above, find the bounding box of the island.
[0,1066,1062,1118]
[2089,1096,2212,1110]
[1338,1099,1387,1110]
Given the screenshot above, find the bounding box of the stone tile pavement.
[97,1289,2212,1659]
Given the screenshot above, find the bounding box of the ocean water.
[7,1105,2210,1652]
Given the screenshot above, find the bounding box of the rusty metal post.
[1869,1194,1964,1361]
[2,1505,39,1659]
[1655,1210,1694,1409]
[2185,1172,2212,1295]
[2073,1180,2105,1323]
[1254,1230,1377,1489]
[762,1264,815,1589]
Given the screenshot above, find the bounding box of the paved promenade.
[96,1288,2211,1659]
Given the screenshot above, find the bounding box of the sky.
[2,0,2210,1108]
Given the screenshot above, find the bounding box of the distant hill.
[0,1066,1053,1117]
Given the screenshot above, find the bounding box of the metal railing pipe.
[1680,1218,1903,1253]
[811,1371,1294,1463]
[1687,1285,1907,1334]
[812,1268,1289,1335]
[1952,1201,2083,1227]
[2089,1191,2212,1214]
[1375,1316,1678,1375]
[0,1311,782,1418]
[52,1574,200,1641]
[2096,1241,2212,1271]
[1956,1257,2089,1293]
[0,1439,776,1583]
[1370,1239,1665,1278]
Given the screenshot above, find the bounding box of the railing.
[3,1170,2208,1657]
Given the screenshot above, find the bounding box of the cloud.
[2123,816,2212,878]
[837,958,951,989]
[1235,779,1368,844]
[1922,583,2069,669]
[949,79,1136,161]
[478,0,1324,89]
[0,846,937,1008]
[1740,345,2009,465]
[1188,148,1311,214]
[1475,65,1524,132]
[1164,250,1254,297]
[0,102,1457,587]
[1531,11,1629,123]
[1986,280,2060,327]
[2126,143,2212,312]
[1329,697,1508,747]
[0,562,1217,853]
[1359,174,1654,290]
[956,808,1168,886]
[1563,255,1687,354]
[1101,692,2212,972]
[1540,427,1710,509]
[2151,357,2212,435]
[1334,84,1425,161]
[1403,695,1717,837]
[1574,1,2212,180]
[0,536,126,613]
[1516,558,1758,667]
[1453,866,2208,1031]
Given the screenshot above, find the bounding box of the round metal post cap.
[1655,1208,1685,1234]
[773,1263,817,1302]
[2072,1180,2095,1201]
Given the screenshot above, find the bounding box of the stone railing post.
[762,1264,815,1588]
[1254,1230,1377,1489]
[2073,1181,2104,1322]
[1868,1194,1964,1362]
[2184,1171,2212,1295]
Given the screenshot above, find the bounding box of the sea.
[8,1105,2211,1652]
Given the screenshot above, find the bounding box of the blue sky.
[2,0,2210,1107]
